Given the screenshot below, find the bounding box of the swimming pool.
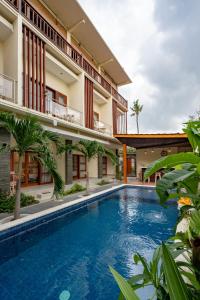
[0,186,177,300]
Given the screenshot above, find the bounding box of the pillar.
[98,154,103,179]
[123,144,127,184]
[0,128,11,192]
[115,149,120,180]
[65,140,73,185]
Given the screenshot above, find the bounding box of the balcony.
[83,59,111,94]
[46,96,83,126]
[112,88,128,109]
[94,120,112,136]
[0,73,16,102]
[5,0,19,10]
[4,0,128,110]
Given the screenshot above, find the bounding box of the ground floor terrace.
[0,122,120,197]
[115,133,191,184]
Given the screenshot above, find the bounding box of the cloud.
[78,0,200,133]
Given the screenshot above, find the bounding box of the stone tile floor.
[0,177,155,221]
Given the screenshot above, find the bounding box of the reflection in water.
[0,187,177,300]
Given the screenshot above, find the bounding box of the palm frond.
[105,148,118,165]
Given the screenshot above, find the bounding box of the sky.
[78,0,200,133]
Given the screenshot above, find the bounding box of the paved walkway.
[0,182,120,220]
[0,178,155,221]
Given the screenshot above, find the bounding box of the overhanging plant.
[0,112,64,220]
[110,121,200,299]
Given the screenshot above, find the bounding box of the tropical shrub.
[71,140,117,194]
[0,112,64,220]
[63,183,86,196]
[97,179,111,186]
[0,191,38,213]
[110,121,200,299]
[144,121,200,210]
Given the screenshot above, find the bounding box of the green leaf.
[162,243,190,300]
[144,152,200,180]
[189,210,200,238]
[133,253,151,279]
[180,271,200,290]
[109,266,140,300]
[197,163,200,175]
[156,169,196,204]
[149,246,161,282]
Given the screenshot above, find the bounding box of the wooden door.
[73,155,86,179]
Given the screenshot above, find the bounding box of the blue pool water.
[0,187,177,300]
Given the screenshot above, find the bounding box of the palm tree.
[74,140,117,195]
[0,112,64,220]
[130,99,143,133]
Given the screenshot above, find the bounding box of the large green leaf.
[189,210,200,238]
[150,246,162,286]
[109,266,140,300]
[156,169,196,203]
[162,243,190,300]
[183,121,200,154]
[144,152,200,180]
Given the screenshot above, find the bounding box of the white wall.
[46,71,69,96]
[99,96,112,128]
[107,157,115,176]
[0,43,3,73]
[3,19,18,82]
[68,73,84,125]
[56,152,65,181]
[88,156,98,178]
[93,102,101,115]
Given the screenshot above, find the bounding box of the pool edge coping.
[0,184,155,233]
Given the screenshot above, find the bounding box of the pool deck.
[0,182,120,220]
[0,179,155,231]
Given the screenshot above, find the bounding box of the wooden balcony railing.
[112,88,128,109]
[21,0,82,67]
[5,0,19,10]
[83,59,111,94]
[5,0,128,109]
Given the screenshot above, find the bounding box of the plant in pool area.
[144,121,200,268]
[0,191,39,213]
[0,112,64,220]
[72,140,117,195]
[144,121,200,210]
[110,243,200,300]
[97,179,111,186]
[110,121,200,299]
[63,183,86,196]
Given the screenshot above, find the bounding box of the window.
[10,151,52,186]
[46,87,67,106]
[56,92,67,106]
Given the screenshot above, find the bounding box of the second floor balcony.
[93,119,112,136]
[0,73,16,103]
[45,96,83,126]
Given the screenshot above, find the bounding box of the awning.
[114,133,189,149]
